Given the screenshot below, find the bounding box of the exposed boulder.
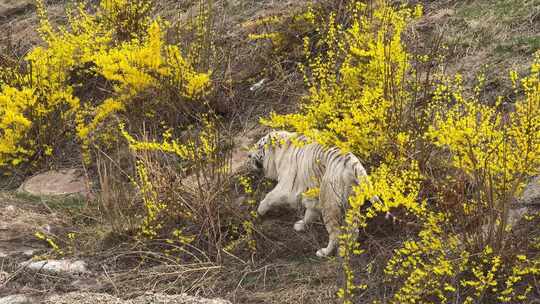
[132,293,231,304]
[0,295,33,304]
[43,292,231,304]
[519,176,540,205]
[20,259,88,275]
[507,206,529,227]
[17,168,91,198]
[492,176,540,233]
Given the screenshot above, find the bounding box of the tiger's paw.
[316,248,331,258]
[257,203,270,216]
[293,220,306,232]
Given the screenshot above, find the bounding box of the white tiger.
[248,130,373,257]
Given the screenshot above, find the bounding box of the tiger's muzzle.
[248,153,263,171]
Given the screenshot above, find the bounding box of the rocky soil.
[0,126,262,303]
[0,170,232,304]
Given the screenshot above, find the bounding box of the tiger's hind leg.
[316,186,343,257]
[294,200,320,232]
[317,212,341,257]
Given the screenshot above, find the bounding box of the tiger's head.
[248,133,272,171]
[248,131,294,178]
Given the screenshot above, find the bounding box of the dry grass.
[0,0,66,58]
[417,0,540,98]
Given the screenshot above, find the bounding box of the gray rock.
[44,293,121,304]
[492,176,540,231]
[22,249,38,257]
[478,206,530,243]
[520,176,540,205]
[18,168,91,197]
[43,292,231,304]
[0,295,32,304]
[21,259,88,274]
[507,206,529,227]
[132,293,231,304]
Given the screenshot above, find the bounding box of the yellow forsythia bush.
[408,55,540,304]
[0,0,211,171]
[261,0,540,302]
[0,87,37,167]
[264,1,422,161]
[262,1,425,301]
[427,62,540,245]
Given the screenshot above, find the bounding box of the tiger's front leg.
[257,187,294,216]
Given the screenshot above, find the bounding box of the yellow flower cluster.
[238,175,258,253]
[120,118,217,163]
[172,228,195,245]
[35,231,64,256]
[263,0,422,160]
[248,33,285,49]
[120,115,223,243]
[302,187,320,199]
[427,61,540,203]
[99,0,152,39]
[384,213,463,303]
[135,161,165,239]
[0,87,36,166]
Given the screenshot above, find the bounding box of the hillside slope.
[0,0,539,303]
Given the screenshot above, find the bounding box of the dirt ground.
[0,190,343,303]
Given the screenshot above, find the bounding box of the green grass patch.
[495,36,540,55]
[13,191,87,210]
[457,0,540,24]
